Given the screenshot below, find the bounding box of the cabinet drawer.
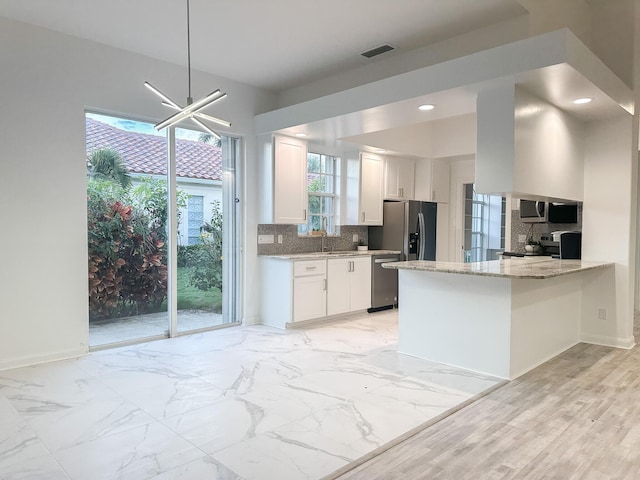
[293,260,326,277]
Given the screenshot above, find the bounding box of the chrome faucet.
[321,217,328,252]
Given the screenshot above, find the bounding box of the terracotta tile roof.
[85,117,222,181]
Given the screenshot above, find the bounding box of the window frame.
[299,152,338,236]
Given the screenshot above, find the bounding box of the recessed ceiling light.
[418,104,435,111]
[573,97,593,105]
[295,132,307,137]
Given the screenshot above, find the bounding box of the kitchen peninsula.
[384,257,613,380]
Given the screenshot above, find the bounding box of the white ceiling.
[0,0,527,92]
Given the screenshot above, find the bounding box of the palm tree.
[198,132,222,148]
[88,148,132,189]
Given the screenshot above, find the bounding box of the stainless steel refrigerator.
[369,200,437,261]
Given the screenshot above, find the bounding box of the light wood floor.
[336,322,640,480]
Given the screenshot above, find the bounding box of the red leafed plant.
[87,180,167,320]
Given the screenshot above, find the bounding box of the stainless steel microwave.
[519,200,548,223]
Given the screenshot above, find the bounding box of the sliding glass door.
[173,128,239,333]
[86,113,239,348]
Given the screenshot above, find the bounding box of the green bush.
[189,201,223,292]
[87,178,176,320]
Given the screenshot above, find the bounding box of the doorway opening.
[462,183,505,262]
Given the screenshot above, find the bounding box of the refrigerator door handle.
[418,212,426,260]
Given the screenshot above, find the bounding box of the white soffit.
[257,29,634,144]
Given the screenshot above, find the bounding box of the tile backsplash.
[257,224,368,256]
[510,205,582,253]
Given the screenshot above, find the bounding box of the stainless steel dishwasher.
[369,253,400,312]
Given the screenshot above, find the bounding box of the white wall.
[513,88,585,201]
[176,180,222,247]
[476,83,516,196]
[476,84,585,202]
[518,0,636,89]
[278,16,529,107]
[581,114,637,348]
[0,17,277,369]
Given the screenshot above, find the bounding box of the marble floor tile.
[239,383,344,422]
[0,451,71,480]
[212,432,355,480]
[0,393,25,436]
[161,396,291,454]
[0,421,59,478]
[54,422,204,480]
[0,359,94,390]
[2,377,122,421]
[3,310,502,480]
[121,377,226,420]
[357,347,501,395]
[26,396,156,453]
[284,364,406,400]
[149,455,241,480]
[95,363,198,394]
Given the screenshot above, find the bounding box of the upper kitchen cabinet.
[415,158,450,203]
[273,135,308,224]
[344,152,384,225]
[384,157,415,200]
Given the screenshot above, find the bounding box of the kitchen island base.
[398,269,585,380]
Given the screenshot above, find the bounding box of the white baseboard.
[0,347,88,372]
[243,315,261,326]
[581,333,635,349]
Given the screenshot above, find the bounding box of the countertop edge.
[382,259,614,279]
[260,250,401,260]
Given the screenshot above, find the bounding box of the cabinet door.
[384,157,402,200]
[326,259,350,316]
[359,153,384,225]
[399,159,415,200]
[274,135,308,224]
[431,159,450,203]
[414,158,433,201]
[349,257,372,311]
[293,275,326,322]
[385,157,415,200]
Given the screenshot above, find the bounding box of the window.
[299,153,337,235]
[463,184,505,262]
[187,195,204,245]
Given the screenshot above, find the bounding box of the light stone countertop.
[261,249,401,260]
[382,256,613,279]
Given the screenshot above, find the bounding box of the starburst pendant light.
[145,0,230,138]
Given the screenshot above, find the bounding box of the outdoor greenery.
[87,178,168,319]
[87,147,222,320]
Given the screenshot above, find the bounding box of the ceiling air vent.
[361,44,395,59]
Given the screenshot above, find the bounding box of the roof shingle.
[85,117,222,181]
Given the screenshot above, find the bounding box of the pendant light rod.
[145,0,231,133]
[186,0,192,103]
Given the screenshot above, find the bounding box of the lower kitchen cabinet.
[327,257,372,316]
[261,256,372,329]
[293,275,327,322]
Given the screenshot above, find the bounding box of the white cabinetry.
[415,158,450,203]
[326,257,371,316]
[384,157,415,200]
[293,261,327,322]
[261,255,372,329]
[273,135,308,224]
[345,152,384,225]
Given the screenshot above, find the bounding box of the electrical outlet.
[277,235,283,244]
[598,308,607,320]
[353,234,359,243]
[518,234,526,243]
[258,234,274,244]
